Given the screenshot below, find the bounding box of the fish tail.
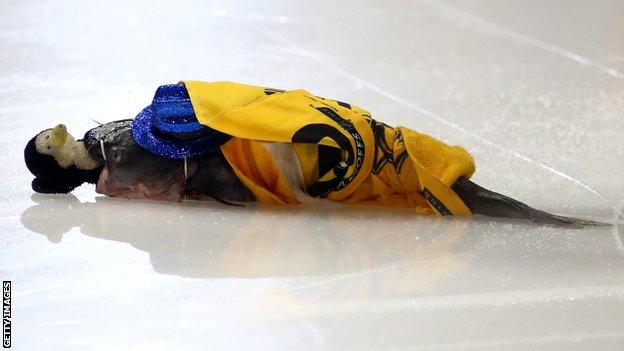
[451,177,610,228]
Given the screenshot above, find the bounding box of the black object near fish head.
[24,124,102,194]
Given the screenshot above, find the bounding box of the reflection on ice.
[21,194,476,284]
[20,194,623,301]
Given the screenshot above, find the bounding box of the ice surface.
[1,0,623,350]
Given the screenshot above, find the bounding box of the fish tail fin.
[451,177,610,228]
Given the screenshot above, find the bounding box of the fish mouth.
[96,167,185,201]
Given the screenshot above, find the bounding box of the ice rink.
[1,0,624,349]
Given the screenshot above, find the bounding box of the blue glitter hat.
[132,83,231,159]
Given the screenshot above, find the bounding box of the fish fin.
[451,177,609,228]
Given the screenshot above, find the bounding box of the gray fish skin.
[184,155,255,203]
[83,120,254,203]
[452,177,609,228]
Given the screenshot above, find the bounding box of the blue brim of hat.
[132,105,230,159]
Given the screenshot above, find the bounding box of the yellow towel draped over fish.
[184,80,475,215]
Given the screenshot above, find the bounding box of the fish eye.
[112,151,120,161]
[47,146,51,150]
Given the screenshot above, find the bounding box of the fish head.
[87,120,193,201]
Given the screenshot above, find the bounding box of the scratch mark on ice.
[420,0,624,80]
[257,29,622,218]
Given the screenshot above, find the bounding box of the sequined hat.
[132,83,231,159]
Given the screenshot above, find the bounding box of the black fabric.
[31,177,84,194]
[317,144,342,177]
[24,133,102,194]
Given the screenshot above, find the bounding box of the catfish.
[24,120,606,228]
